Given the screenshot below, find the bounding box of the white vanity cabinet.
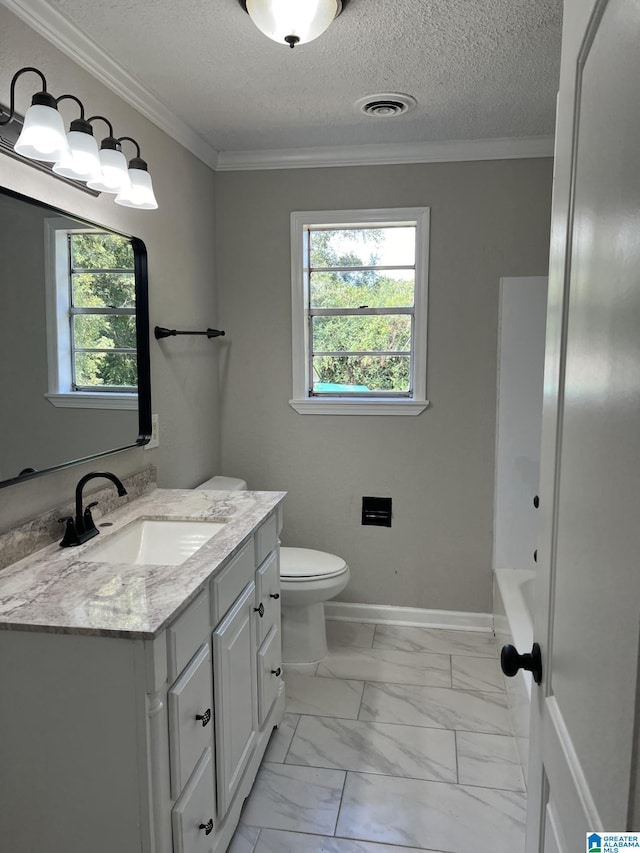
[0,503,285,853]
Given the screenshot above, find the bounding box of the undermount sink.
[78,518,226,566]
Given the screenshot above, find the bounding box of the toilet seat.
[280,547,348,582]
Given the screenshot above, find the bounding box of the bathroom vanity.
[0,488,286,853]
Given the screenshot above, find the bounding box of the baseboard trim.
[324,602,493,632]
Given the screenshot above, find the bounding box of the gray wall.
[215,161,553,613]
[0,6,220,530]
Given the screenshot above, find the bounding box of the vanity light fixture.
[238,0,350,48]
[52,94,102,182]
[86,117,131,194]
[0,66,157,210]
[114,136,158,210]
[0,67,69,162]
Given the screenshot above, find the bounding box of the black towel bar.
[154,326,225,340]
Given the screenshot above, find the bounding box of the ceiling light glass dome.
[245,0,341,47]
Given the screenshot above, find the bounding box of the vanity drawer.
[168,644,214,799]
[171,747,216,853]
[255,513,278,567]
[167,588,211,682]
[210,538,255,625]
[254,550,280,647]
[257,625,283,728]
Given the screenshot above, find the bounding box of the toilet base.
[281,602,328,664]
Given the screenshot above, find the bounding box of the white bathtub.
[493,568,536,784]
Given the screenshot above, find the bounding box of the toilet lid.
[280,547,347,579]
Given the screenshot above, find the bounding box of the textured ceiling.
[47,0,562,153]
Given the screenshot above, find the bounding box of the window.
[44,218,138,410]
[290,208,429,415]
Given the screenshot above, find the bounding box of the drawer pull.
[195,708,211,727]
[271,667,282,677]
[254,603,265,617]
[199,819,214,836]
[269,593,280,599]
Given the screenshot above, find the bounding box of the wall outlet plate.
[144,414,160,449]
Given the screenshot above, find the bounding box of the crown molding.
[216,135,554,171]
[2,0,219,169]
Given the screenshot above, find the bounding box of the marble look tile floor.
[229,621,526,853]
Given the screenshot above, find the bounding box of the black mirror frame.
[0,185,152,490]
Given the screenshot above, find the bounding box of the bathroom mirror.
[0,186,151,488]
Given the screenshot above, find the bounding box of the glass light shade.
[14,103,70,162]
[246,0,339,45]
[53,130,102,181]
[87,148,131,193]
[115,168,158,210]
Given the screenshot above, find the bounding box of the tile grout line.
[332,767,349,838]
[453,728,460,785]
[287,710,489,735]
[250,827,260,852]
[311,673,506,695]
[280,713,303,764]
[256,759,527,794]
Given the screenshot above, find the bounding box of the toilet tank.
[195,476,247,491]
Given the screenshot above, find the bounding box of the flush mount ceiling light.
[0,66,157,210]
[239,0,350,48]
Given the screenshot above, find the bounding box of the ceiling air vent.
[355,93,417,118]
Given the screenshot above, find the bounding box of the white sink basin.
[78,518,226,566]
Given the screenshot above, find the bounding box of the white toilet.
[195,476,350,664]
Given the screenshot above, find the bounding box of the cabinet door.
[257,625,283,729]
[171,747,216,853]
[212,582,257,817]
[168,644,214,799]
[254,550,280,647]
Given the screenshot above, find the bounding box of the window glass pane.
[74,315,137,350]
[311,270,414,308]
[71,233,134,269]
[312,315,411,354]
[310,226,415,268]
[75,352,138,388]
[313,355,411,393]
[72,273,135,308]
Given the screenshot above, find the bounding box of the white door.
[526,0,640,850]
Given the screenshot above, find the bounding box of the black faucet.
[59,471,128,547]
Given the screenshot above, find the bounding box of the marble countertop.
[0,488,285,640]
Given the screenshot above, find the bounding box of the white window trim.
[289,207,430,415]
[44,218,138,411]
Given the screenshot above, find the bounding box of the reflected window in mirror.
[44,220,138,409]
[0,186,151,488]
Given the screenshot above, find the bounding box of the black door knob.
[533,495,540,508]
[199,819,214,835]
[254,603,265,617]
[500,643,542,685]
[195,709,211,727]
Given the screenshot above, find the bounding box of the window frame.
[290,207,430,415]
[44,217,138,410]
